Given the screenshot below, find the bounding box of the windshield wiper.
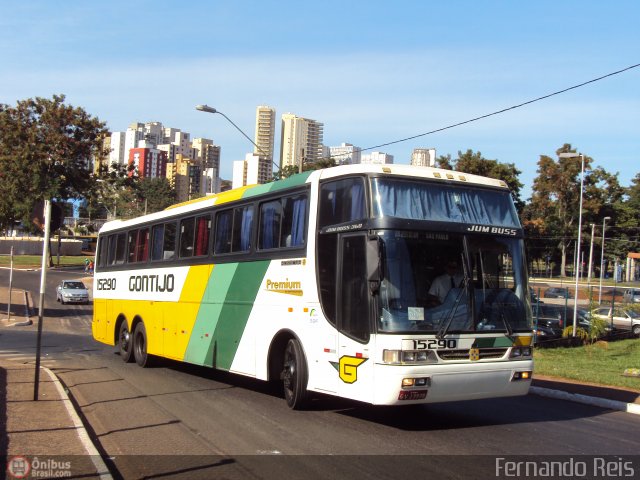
[498,303,513,336]
[436,275,470,340]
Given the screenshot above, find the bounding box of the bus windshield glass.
[372,178,520,227]
[376,230,532,334]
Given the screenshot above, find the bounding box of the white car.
[591,306,640,335]
[56,280,90,305]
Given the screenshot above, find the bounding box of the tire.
[118,321,134,363]
[281,338,309,409]
[132,322,153,367]
[633,324,640,336]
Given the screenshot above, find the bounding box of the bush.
[562,326,589,343]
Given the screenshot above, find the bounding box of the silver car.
[56,280,90,305]
[591,306,640,335]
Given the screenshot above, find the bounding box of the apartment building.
[254,105,276,184]
[328,142,361,165]
[128,146,168,178]
[279,113,324,171]
[411,148,436,167]
[361,151,394,165]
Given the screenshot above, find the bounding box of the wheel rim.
[120,326,130,353]
[283,343,296,398]
[134,331,144,358]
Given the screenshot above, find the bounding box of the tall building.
[108,131,126,166]
[254,105,276,184]
[192,138,221,194]
[232,153,262,189]
[279,113,324,171]
[169,154,201,203]
[124,123,145,163]
[361,151,394,165]
[328,142,361,165]
[128,147,168,178]
[411,148,436,167]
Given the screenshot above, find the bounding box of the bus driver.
[428,260,464,304]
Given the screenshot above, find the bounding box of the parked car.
[543,287,572,299]
[56,280,90,305]
[591,306,640,335]
[534,304,591,333]
[623,288,640,304]
[529,287,544,305]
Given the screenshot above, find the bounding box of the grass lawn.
[0,255,91,267]
[534,339,640,391]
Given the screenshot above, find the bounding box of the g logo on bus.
[330,356,368,384]
[469,348,480,361]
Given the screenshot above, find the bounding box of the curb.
[4,290,33,327]
[42,366,113,479]
[530,386,640,416]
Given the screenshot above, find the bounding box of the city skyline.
[1,1,638,199]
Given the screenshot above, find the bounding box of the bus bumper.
[372,360,533,405]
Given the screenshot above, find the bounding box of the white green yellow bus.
[92,164,533,409]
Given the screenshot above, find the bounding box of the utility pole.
[34,199,52,401]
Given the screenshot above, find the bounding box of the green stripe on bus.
[242,171,313,199]
[184,261,270,369]
[184,263,238,365]
[211,261,270,369]
[473,337,515,348]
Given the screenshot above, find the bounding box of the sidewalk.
[0,286,639,477]
[0,286,111,478]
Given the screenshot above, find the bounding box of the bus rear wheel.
[133,322,153,368]
[282,338,308,409]
[118,321,134,363]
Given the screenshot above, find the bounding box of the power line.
[356,63,640,154]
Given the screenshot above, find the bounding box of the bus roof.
[98,164,509,234]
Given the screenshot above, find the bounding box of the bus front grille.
[437,348,509,361]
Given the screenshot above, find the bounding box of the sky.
[1,0,638,200]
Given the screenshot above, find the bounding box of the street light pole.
[559,152,585,337]
[598,216,611,304]
[587,223,595,285]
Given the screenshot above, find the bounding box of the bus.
[92,164,533,409]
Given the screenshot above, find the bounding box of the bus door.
[335,233,374,401]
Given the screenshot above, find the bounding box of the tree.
[0,94,107,232]
[523,144,623,276]
[138,177,176,213]
[436,149,524,212]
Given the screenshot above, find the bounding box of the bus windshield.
[377,230,532,334]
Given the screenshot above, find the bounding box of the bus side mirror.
[367,235,382,294]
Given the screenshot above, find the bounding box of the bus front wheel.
[133,322,152,368]
[282,338,308,409]
[118,321,134,363]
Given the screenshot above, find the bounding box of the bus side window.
[214,210,233,254]
[137,228,149,262]
[259,200,282,250]
[194,215,211,256]
[127,229,138,263]
[151,224,164,261]
[97,235,109,267]
[180,217,196,258]
[114,233,126,265]
[232,206,254,252]
[163,222,177,260]
[281,195,307,247]
[319,178,365,228]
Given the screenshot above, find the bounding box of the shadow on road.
[159,357,609,432]
[0,367,6,457]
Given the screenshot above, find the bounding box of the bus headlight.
[509,346,532,359]
[383,350,438,364]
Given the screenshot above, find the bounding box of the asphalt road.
[2,268,640,479]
